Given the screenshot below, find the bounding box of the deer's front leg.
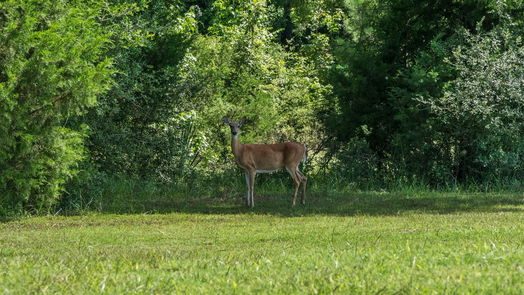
[248,170,256,208]
[244,172,251,207]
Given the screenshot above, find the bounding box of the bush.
[424,23,524,183]
[0,0,112,215]
[327,137,379,189]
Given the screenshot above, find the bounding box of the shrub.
[0,0,112,214]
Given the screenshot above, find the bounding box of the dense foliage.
[0,0,112,214]
[1,0,524,215]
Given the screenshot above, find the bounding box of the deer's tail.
[302,145,307,165]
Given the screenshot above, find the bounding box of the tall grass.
[57,166,524,217]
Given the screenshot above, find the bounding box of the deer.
[223,116,307,208]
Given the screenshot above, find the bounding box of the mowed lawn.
[2,192,524,294]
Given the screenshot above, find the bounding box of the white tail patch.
[301,145,307,165]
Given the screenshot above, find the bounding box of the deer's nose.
[232,131,238,135]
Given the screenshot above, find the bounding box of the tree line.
[1,0,523,215]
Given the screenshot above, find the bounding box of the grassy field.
[2,191,524,294]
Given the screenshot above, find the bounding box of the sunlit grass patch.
[2,192,524,293]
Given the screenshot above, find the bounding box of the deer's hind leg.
[296,169,307,205]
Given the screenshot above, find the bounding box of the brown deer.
[223,116,307,207]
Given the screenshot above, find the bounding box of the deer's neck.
[231,134,242,158]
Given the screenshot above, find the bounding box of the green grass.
[2,191,524,294]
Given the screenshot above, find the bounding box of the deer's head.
[223,116,246,136]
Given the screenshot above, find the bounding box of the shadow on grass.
[96,191,524,217]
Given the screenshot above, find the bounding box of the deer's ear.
[223,116,230,124]
[239,117,246,126]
